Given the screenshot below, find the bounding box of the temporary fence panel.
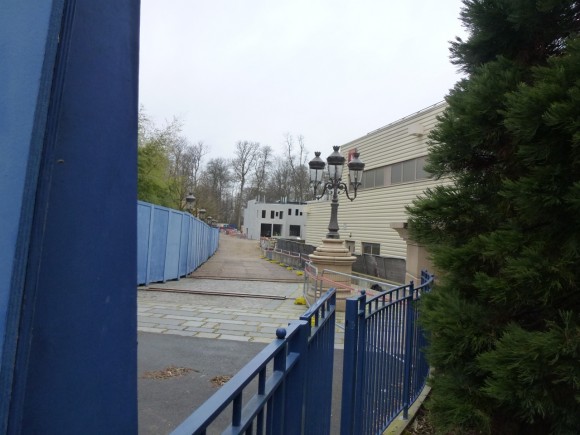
[171,289,336,435]
[137,201,219,285]
[341,271,434,435]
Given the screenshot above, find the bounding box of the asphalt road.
[138,332,344,434]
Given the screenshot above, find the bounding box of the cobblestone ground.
[138,235,345,348]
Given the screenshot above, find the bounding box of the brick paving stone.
[214,319,246,325]
[214,329,246,336]
[235,314,272,321]
[252,337,274,344]
[185,327,216,333]
[219,335,251,342]
[163,314,205,321]
[161,330,197,337]
[138,326,167,334]
[195,312,237,320]
[182,321,204,327]
[218,324,258,332]
[162,324,187,331]
[148,317,184,326]
[195,332,220,339]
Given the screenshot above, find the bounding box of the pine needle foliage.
[407,1,580,433]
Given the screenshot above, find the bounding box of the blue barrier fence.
[341,270,434,435]
[137,201,219,285]
[171,289,337,435]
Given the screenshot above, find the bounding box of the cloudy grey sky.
[139,1,467,160]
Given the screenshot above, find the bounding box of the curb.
[383,385,431,435]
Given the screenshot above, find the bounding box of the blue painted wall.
[137,201,219,286]
[1,1,140,433]
[0,0,64,401]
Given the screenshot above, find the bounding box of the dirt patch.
[210,375,232,387]
[141,366,197,379]
[404,404,435,434]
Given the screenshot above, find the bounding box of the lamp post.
[185,192,196,214]
[307,146,364,312]
[185,193,210,222]
[309,146,365,239]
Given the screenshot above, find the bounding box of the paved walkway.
[137,235,346,348]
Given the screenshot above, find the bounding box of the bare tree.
[199,157,231,221]
[250,144,273,201]
[266,156,292,202]
[188,141,207,193]
[283,133,310,202]
[231,140,260,229]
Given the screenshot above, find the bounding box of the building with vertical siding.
[243,199,307,240]
[305,102,448,258]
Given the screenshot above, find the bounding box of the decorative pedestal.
[390,222,435,283]
[308,238,356,312]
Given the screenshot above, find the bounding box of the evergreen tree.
[407,1,580,433]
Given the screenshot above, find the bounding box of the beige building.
[305,102,448,273]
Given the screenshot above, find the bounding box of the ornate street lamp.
[309,146,365,239]
[185,193,196,213]
[198,208,206,220]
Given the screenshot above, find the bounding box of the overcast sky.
[139,1,468,161]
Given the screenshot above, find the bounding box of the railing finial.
[276,328,287,339]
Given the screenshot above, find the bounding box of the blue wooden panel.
[2,0,140,433]
[165,211,182,280]
[137,202,153,285]
[150,208,169,283]
[179,217,191,277]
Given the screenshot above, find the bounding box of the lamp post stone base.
[308,238,356,312]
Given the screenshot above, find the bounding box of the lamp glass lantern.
[348,152,364,187]
[326,146,345,181]
[185,193,196,212]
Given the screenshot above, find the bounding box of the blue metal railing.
[137,201,219,285]
[171,289,337,435]
[341,271,434,435]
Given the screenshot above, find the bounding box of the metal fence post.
[352,291,367,434]
[283,321,309,435]
[402,281,415,419]
[340,291,366,435]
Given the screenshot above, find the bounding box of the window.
[261,210,266,218]
[295,209,299,215]
[279,211,283,219]
[402,160,415,182]
[260,223,272,237]
[361,156,429,189]
[391,163,402,184]
[273,224,282,236]
[362,242,380,255]
[288,208,292,216]
[416,156,428,179]
[270,210,274,219]
[289,225,301,237]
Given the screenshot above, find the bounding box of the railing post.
[340,291,366,435]
[283,321,309,435]
[402,281,415,419]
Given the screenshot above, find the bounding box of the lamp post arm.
[315,181,333,200]
[339,182,358,201]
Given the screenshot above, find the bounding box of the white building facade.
[243,199,307,240]
[305,102,449,259]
